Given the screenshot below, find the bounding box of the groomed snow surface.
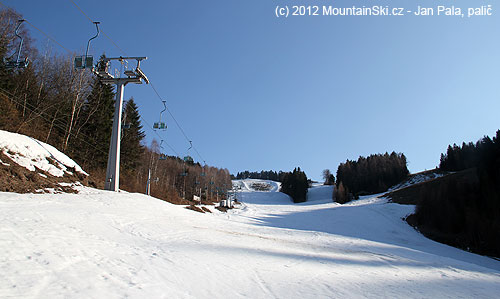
[1,179,499,298]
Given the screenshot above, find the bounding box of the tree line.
[335,152,409,203]
[0,7,231,203]
[235,170,287,182]
[439,135,497,172]
[413,130,500,257]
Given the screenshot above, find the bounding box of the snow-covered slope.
[0,130,87,177]
[233,179,280,192]
[1,179,499,298]
[388,170,445,191]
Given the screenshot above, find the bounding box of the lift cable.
[0,87,110,157]
[148,82,205,163]
[23,20,72,53]
[0,1,70,53]
[0,1,204,164]
[139,115,180,157]
[68,0,208,164]
[69,0,128,56]
[2,86,180,162]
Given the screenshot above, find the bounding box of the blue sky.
[3,0,500,180]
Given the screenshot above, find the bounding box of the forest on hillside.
[0,7,231,203]
[334,152,409,203]
[412,131,500,257]
[235,170,286,182]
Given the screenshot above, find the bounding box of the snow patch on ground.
[233,179,281,193]
[389,171,445,191]
[0,130,87,177]
[0,158,9,166]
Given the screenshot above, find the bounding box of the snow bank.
[0,130,87,177]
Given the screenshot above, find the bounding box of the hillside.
[384,169,452,205]
[2,177,499,297]
[0,130,89,193]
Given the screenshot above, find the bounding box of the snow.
[233,178,281,192]
[1,179,499,298]
[0,158,10,166]
[0,130,87,177]
[389,171,445,191]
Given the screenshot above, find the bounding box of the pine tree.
[121,97,145,171]
[74,74,115,170]
[280,167,308,203]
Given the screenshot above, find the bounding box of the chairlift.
[153,101,167,130]
[74,22,100,70]
[180,141,191,177]
[153,122,166,129]
[183,141,194,164]
[4,20,29,70]
[158,140,167,160]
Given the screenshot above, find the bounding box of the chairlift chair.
[157,140,167,160]
[153,101,167,130]
[74,56,94,69]
[153,122,166,130]
[74,22,100,70]
[4,20,29,70]
[183,141,194,164]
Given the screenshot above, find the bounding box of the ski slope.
[1,180,499,298]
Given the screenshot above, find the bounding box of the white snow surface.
[389,171,445,191]
[1,179,499,298]
[0,130,87,177]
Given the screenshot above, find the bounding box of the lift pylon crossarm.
[102,56,147,62]
[96,56,149,85]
